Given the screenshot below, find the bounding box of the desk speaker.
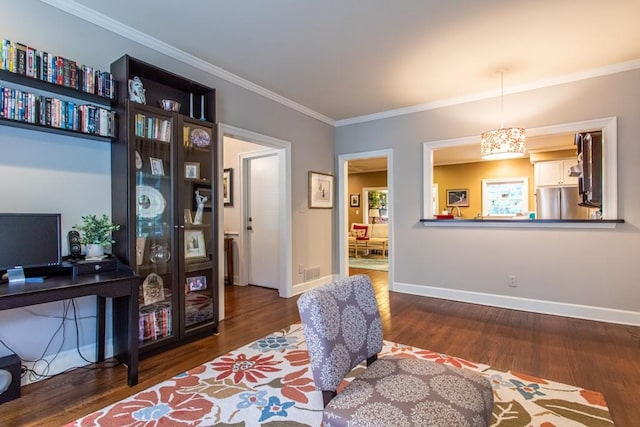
[68,230,81,258]
[0,353,21,404]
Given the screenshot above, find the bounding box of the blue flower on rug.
[251,334,297,352]
[131,404,171,421]
[511,379,546,400]
[489,373,512,389]
[258,396,295,422]
[237,390,268,408]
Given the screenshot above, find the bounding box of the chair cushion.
[324,356,494,426]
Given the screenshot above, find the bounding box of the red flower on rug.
[414,350,479,369]
[284,349,309,366]
[211,352,281,384]
[82,385,214,426]
[280,368,317,403]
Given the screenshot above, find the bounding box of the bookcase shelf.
[0,68,116,141]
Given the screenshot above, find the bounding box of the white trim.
[217,124,293,321]
[336,59,640,126]
[41,1,640,128]
[394,281,640,327]
[40,0,335,126]
[337,149,394,290]
[291,274,337,296]
[423,117,618,220]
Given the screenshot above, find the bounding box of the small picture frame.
[447,189,469,207]
[350,193,360,207]
[309,171,334,209]
[149,157,164,176]
[185,162,200,179]
[187,276,207,292]
[184,209,192,224]
[223,168,233,207]
[185,229,207,259]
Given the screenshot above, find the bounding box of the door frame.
[217,124,293,320]
[337,149,394,289]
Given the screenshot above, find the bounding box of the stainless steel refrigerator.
[536,186,590,219]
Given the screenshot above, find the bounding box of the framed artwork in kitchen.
[447,189,469,207]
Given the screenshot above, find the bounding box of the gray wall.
[336,69,640,319]
[0,0,334,381]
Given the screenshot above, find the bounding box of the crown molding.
[336,58,640,127]
[38,1,640,129]
[39,0,336,126]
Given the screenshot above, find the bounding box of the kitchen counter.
[420,218,624,229]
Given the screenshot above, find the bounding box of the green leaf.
[491,400,532,426]
[535,399,614,426]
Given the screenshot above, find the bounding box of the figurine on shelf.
[193,190,208,225]
[128,76,146,104]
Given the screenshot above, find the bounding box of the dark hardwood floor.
[1,268,638,426]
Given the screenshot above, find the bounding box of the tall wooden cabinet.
[110,55,218,356]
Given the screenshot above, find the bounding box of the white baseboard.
[20,340,114,386]
[292,274,337,296]
[394,281,640,326]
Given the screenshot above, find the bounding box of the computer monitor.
[0,213,62,273]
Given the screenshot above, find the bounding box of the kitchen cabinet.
[110,55,218,357]
[535,159,579,187]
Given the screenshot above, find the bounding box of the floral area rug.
[349,256,388,271]
[68,323,613,426]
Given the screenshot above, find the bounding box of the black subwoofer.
[0,353,21,404]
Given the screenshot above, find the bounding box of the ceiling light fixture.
[480,71,525,160]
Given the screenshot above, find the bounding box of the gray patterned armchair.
[297,274,494,426]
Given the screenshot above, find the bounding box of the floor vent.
[304,266,320,281]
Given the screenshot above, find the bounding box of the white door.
[246,152,280,288]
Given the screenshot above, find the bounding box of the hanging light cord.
[500,71,505,129]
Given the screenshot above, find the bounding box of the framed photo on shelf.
[350,193,360,207]
[184,209,192,224]
[446,189,469,207]
[308,171,334,209]
[187,276,207,292]
[149,157,164,176]
[223,168,233,207]
[185,162,200,179]
[184,229,207,259]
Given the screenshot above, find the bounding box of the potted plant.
[73,214,120,258]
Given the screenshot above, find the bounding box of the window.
[482,177,529,217]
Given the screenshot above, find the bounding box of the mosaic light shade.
[480,127,526,160]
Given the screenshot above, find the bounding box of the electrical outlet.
[508,275,518,287]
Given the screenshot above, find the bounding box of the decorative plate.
[135,151,143,170]
[190,128,211,148]
[136,185,166,218]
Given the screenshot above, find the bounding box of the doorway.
[338,149,393,289]
[217,124,293,320]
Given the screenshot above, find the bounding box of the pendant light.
[480,71,525,160]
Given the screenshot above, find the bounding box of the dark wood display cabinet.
[110,55,218,357]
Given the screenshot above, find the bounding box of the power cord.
[1,298,120,382]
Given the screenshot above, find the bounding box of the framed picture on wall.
[223,168,233,207]
[446,189,469,207]
[350,193,360,207]
[309,171,334,209]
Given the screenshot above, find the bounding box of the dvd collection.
[0,85,116,136]
[0,38,117,137]
[0,39,116,99]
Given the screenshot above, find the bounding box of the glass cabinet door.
[180,118,215,330]
[133,106,176,346]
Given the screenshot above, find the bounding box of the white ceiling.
[49,0,640,125]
